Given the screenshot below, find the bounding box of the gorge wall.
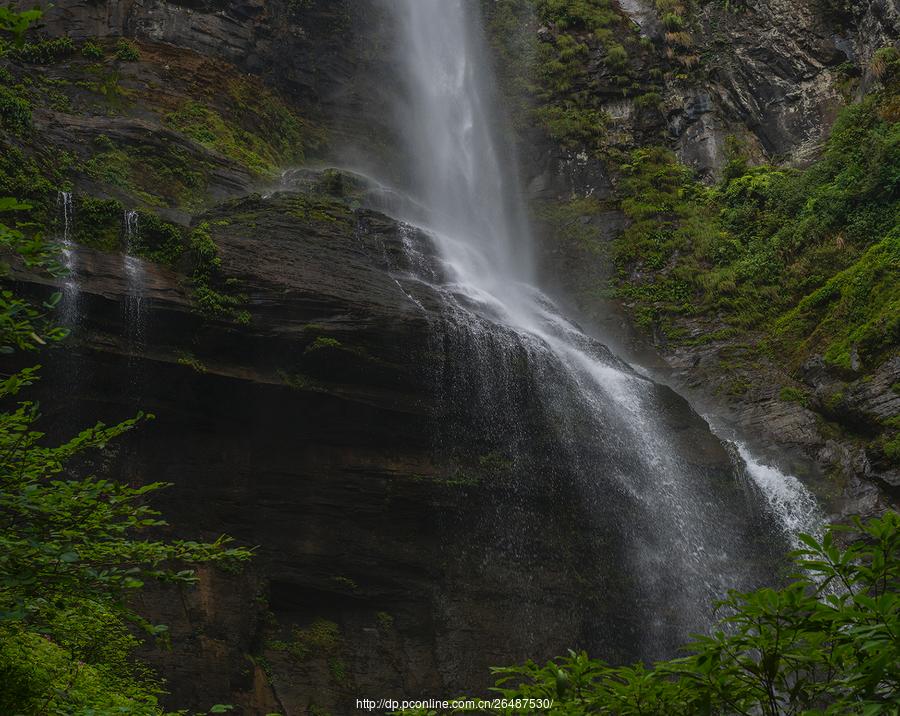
[1,0,897,713]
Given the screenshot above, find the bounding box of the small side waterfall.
[732,443,824,548]
[379,0,827,658]
[122,209,147,402]
[56,191,80,329]
[122,209,146,348]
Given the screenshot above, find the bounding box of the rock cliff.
[1,0,897,712]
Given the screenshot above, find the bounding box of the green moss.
[328,657,347,684]
[778,386,808,406]
[0,144,56,210]
[165,101,275,174]
[82,138,133,189]
[331,575,358,591]
[535,195,607,253]
[276,370,322,392]
[773,230,899,371]
[288,194,354,227]
[176,351,207,374]
[880,432,900,462]
[276,619,341,661]
[606,43,629,69]
[164,86,321,176]
[305,336,342,353]
[485,0,653,154]
[375,612,394,632]
[479,452,514,473]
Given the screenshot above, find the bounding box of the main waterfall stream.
[359,0,824,659]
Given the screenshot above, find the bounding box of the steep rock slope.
[0,2,787,711]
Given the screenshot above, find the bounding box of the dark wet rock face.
[20,183,786,712]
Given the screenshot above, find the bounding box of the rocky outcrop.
[12,178,789,712]
[620,0,899,174]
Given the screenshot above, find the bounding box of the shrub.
[0,85,30,133]
[606,43,629,69]
[81,40,104,60]
[114,38,139,61]
[11,36,74,63]
[871,46,899,79]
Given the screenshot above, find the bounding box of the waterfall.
[123,209,145,341]
[56,191,80,329]
[732,443,824,548]
[381,0,824,657]
[122,210,147,395]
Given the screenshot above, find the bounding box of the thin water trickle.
[122,210,147,353]
[56,191,80,329]
[385,0,824,656]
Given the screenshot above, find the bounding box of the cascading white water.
[397,0,533,297]
[122,209,146,347]
[733,443,824,548]
[381,0,824,656]
[122,210,147,399]
[56,191,80,328]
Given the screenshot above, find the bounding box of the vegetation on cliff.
[613,90,899,374]
[485,0,899,475]
[0,11,253,714]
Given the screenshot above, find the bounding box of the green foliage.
[481,513,900,716]
[871,46,900,81]
[0,202,67,352]
[165,101,274,174]
[376,611,394,632]
[130,210,188,265]
[79,133,211,209]
[114,38,140,62]
[882,432,900,462]
[0,8,43,46]
[83,134,137,189]
[773,229,899,371]
[165,86,320,176]
[0,369,252,713]
[72,194,123,251]
[485,0,650,154]
[606,43,628,69]
[0,14,250,711]
[536,0,618,31]
[612,90,900,372]
[0,145,55,208]
[0,83,31,133]
[176,350,207,374]
[0,212,249,711]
